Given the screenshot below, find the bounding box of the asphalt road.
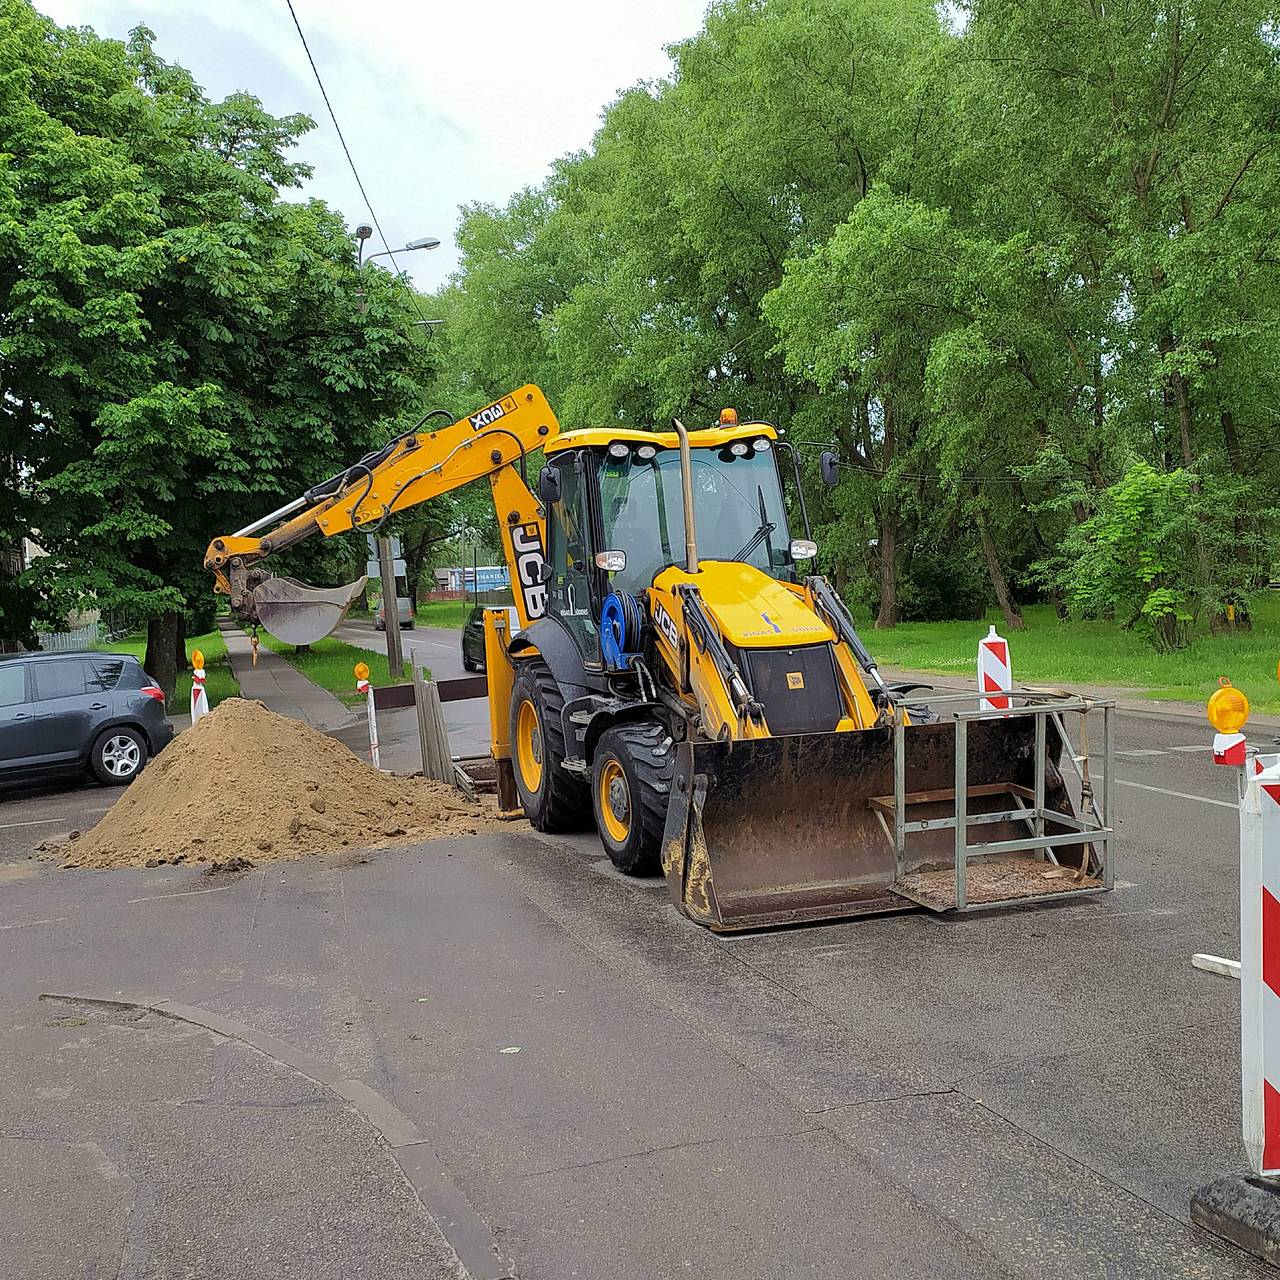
[332,619,492,759]
[0,696,1271,1278]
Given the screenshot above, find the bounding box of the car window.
[87,658,125,692]
[33,660,89,701]
[0,664,27,707]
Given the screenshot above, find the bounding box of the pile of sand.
[61,697,497,870]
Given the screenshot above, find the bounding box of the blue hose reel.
[600,591,644,671]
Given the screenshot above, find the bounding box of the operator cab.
[537,411,810,663]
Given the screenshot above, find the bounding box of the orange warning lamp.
[1207,677,1249,734]
[191,649,205,671]
[719,408,738,426]
[354,661,370,683]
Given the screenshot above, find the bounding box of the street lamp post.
[354,231,440,312]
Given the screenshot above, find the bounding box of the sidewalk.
[220,623,355,732]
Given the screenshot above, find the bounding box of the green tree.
[0,3,431,692]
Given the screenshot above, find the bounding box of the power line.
[283,0,431,326]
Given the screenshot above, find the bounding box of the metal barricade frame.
[884,689,1115,911]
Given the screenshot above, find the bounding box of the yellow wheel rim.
[598,758,631,844]
[515,698,543,794]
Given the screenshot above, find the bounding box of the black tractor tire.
[590,721,675,876]
[90,725,148,786]
[509,660,592,833]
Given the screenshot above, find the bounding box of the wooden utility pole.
[377,535,404,678]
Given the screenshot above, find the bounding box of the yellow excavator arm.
[205,387,559,643]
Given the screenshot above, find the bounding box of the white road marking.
[1117,778,1237,809]
[0,812,108,830]
[0,916,68,931]
[128,884,238,904]
[1116,750,1164,758]
[1170,745,1212,753]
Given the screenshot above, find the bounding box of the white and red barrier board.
[1241,752,1280,1174]
[978,626,1012,712]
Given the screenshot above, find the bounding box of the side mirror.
[819,450,840,488]
[790,539,818,561]
[594,550,627,572]
[538,465,562,506]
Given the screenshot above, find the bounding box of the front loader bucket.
[660,718,1072,932]
[252,575,367,646]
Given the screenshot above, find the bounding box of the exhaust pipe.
[671,418,699,574]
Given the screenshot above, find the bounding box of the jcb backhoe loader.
[207,386,1112,930]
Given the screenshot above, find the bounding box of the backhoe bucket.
[660,718,1074,932]
[251,576,367,646]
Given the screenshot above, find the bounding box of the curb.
[39,991,513,1280]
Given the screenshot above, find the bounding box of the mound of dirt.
[62,697,498,870]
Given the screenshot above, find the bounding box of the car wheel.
[91,726,148,786]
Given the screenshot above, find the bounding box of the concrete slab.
[1192,1174,1280,1268]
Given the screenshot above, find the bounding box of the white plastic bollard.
[190,649,209,725]
[1240,752,1280,1175]
[977,624,1012,712]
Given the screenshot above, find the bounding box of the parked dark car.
[0,651,174,787]
[461,606,486,671]
[461,605,521,672]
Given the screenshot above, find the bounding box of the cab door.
[0,662,34,772]
[543,454,600,662]
[31,658,94,763]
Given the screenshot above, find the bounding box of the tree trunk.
[874,401,897,629]
[145,611,182,702]
[1221,409,1243,474]
[976,507,1024,631]
[173,612,187,673]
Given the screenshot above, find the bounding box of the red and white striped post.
[1241,751,1280,1174]
[978,625,1012,712]
[190,648,209,725]
[354,661,379,770]
[1191,681,1280,1259]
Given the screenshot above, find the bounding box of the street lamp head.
[354,223,374,241]
[405,236,441,251]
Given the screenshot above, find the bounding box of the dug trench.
[46,697,502,871]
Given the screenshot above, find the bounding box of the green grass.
[258,633,424,704]
[862,594,1280,714]
[415,599,472,628]
[101,629,240,708]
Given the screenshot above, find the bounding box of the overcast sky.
[37,0,709,291]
